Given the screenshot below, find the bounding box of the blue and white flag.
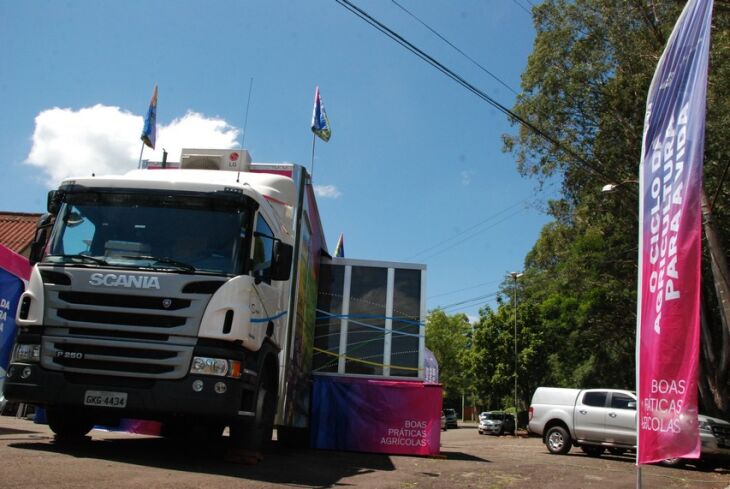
[311,86,332,142]
[334,233,344,258]
[141,85,158,149]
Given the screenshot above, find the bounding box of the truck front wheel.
[46,407,94,440]
[229,365,277,459]
[545,425,572,454]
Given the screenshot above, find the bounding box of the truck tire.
[46,407,93,440]
[545,425,572,454]
[230,365,277,456]
[659,457,683,467]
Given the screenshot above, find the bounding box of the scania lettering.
[88,273,161,289]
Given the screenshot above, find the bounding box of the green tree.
[503,0,730,415]
[425,309,471,410]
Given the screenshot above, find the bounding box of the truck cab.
[4,149,298,450]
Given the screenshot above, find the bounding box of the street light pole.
[510,272,523,414]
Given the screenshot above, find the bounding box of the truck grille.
[40,268,216,379]
[42,334,193,379]
[57,309,187,328]
[58,291,191,310]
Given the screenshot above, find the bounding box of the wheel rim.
[548,431,564,451]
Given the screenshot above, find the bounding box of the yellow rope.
[313,347,422,372]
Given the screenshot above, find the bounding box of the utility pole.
[511,272,523,416]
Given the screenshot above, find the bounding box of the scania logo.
[162,299,172,309]
[88,273,161,290]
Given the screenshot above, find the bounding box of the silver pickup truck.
[528,387,730,466]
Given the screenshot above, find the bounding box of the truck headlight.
[11,344,41,363]
[189,356,241,379]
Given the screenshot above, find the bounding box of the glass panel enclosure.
[313,264,344,373]
[390,269,421,377]
[314,259,425,379]
[345,266,387,376]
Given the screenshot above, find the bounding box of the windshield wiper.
[121,255,196,273]
[54,254,109,266]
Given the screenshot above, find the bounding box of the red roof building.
[0,212,42,257]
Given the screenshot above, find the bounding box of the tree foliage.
[499,0,730,416]
[429,1,730,419]
[424,309,471,408]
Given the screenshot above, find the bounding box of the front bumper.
[3,362,250,421]
[478,423,503,434]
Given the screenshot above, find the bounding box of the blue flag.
[311,86,332,142]
[141,85,158,149]
[334,233,344,258]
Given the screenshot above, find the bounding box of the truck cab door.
[251,214,287,347]
[604,392,637,446]
[574,390,609,442]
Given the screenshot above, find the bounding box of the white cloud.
[25,105,239,186]
[314,184,342,199]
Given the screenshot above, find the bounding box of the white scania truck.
[3,149,325,452]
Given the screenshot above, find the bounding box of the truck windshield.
[46,191,249,276]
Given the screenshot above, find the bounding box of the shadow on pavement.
[0,427,39,436]
[439,451,490,462]
[561,450,730,474]
[10,436,397,487]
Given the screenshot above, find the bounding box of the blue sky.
[0,0,557,321]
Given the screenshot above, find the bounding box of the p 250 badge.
[55,351,84,360]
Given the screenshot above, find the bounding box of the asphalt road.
[0,416,729,489]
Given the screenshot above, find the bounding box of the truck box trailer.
[3,148,431,456]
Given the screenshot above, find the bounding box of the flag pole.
[137,141,145,169]
[310,133,317,181]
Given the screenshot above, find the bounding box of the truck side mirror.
[29,213,54,265]
[270,240,293,281]
[47,190,62,215]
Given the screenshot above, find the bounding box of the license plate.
[83,390,128,408]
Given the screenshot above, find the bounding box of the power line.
[510,0,532,15]
[391,0,518,96]
[437,290,500,312]
[335,0,622,189]
[428,278,503,299]
[417,207,526,262]
[403,196,530,261]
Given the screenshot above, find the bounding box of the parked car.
[478,411,516,436]
[444,408,458,428]
[441,412,447,431]
[528,387,730,467]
